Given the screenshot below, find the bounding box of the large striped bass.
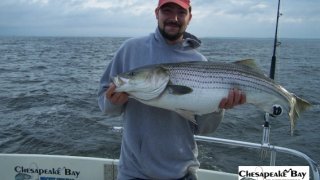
[112,59,311,134]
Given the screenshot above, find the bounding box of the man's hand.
[219,89,246,109]
[106,83,129,105]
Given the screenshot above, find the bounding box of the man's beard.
[158,21,184,41]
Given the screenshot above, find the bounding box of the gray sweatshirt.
[98,28,224,179]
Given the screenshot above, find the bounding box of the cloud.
[189,0,320,38]
[0,0,157,36]
[0,0,319,38]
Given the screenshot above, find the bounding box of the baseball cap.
[158,0,191,10]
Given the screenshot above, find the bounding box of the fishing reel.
[261,104,283,159]
[271,104,283,117]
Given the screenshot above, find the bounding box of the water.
[0,36,319,174]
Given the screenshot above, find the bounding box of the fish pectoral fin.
[167,85,193,95]
[175,109,197,124]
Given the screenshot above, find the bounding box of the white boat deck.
[1,133,320,180]
[1,135,319,180]
[0,153,238,180]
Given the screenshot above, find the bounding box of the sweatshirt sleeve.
[98,45,127,117]
[194,109,225,135]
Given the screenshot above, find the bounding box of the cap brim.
[158,0,189,10]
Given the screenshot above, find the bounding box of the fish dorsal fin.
[234,59,265,75]
[167,85,193,95]
[234,59,258,69]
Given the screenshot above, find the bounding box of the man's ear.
[188,13,192,25]
[155,8,160,20]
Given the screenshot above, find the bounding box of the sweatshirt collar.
[154,28,201,49]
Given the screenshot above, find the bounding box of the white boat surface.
[0,153,237,180]
[1,135,319,180]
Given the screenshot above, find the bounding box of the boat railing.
[113,113,320,180]
[194,135,320,180]
[194,113,319,180]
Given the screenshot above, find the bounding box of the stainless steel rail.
[112,126,319,179]
[194,135,320,180]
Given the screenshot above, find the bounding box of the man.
[98,0,246,179]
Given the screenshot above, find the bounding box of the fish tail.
[289,94,312,135]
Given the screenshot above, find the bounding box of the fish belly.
[140,88,229,115]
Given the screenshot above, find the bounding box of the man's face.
[155,3,192,42]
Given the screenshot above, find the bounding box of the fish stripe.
[163,62,295,114]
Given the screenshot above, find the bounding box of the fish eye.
[127,72,135,77]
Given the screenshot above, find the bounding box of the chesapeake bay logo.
[14,164,80,180]
[238,166,309,180]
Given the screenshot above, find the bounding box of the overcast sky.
[0,0,319,38]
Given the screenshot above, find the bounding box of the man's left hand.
[219,89,246,109]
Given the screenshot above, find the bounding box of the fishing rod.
[269,0,282,80]
[261,0,282,159]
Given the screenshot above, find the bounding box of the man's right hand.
[106,83,129,105]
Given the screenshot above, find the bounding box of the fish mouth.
[112,76,125,89]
